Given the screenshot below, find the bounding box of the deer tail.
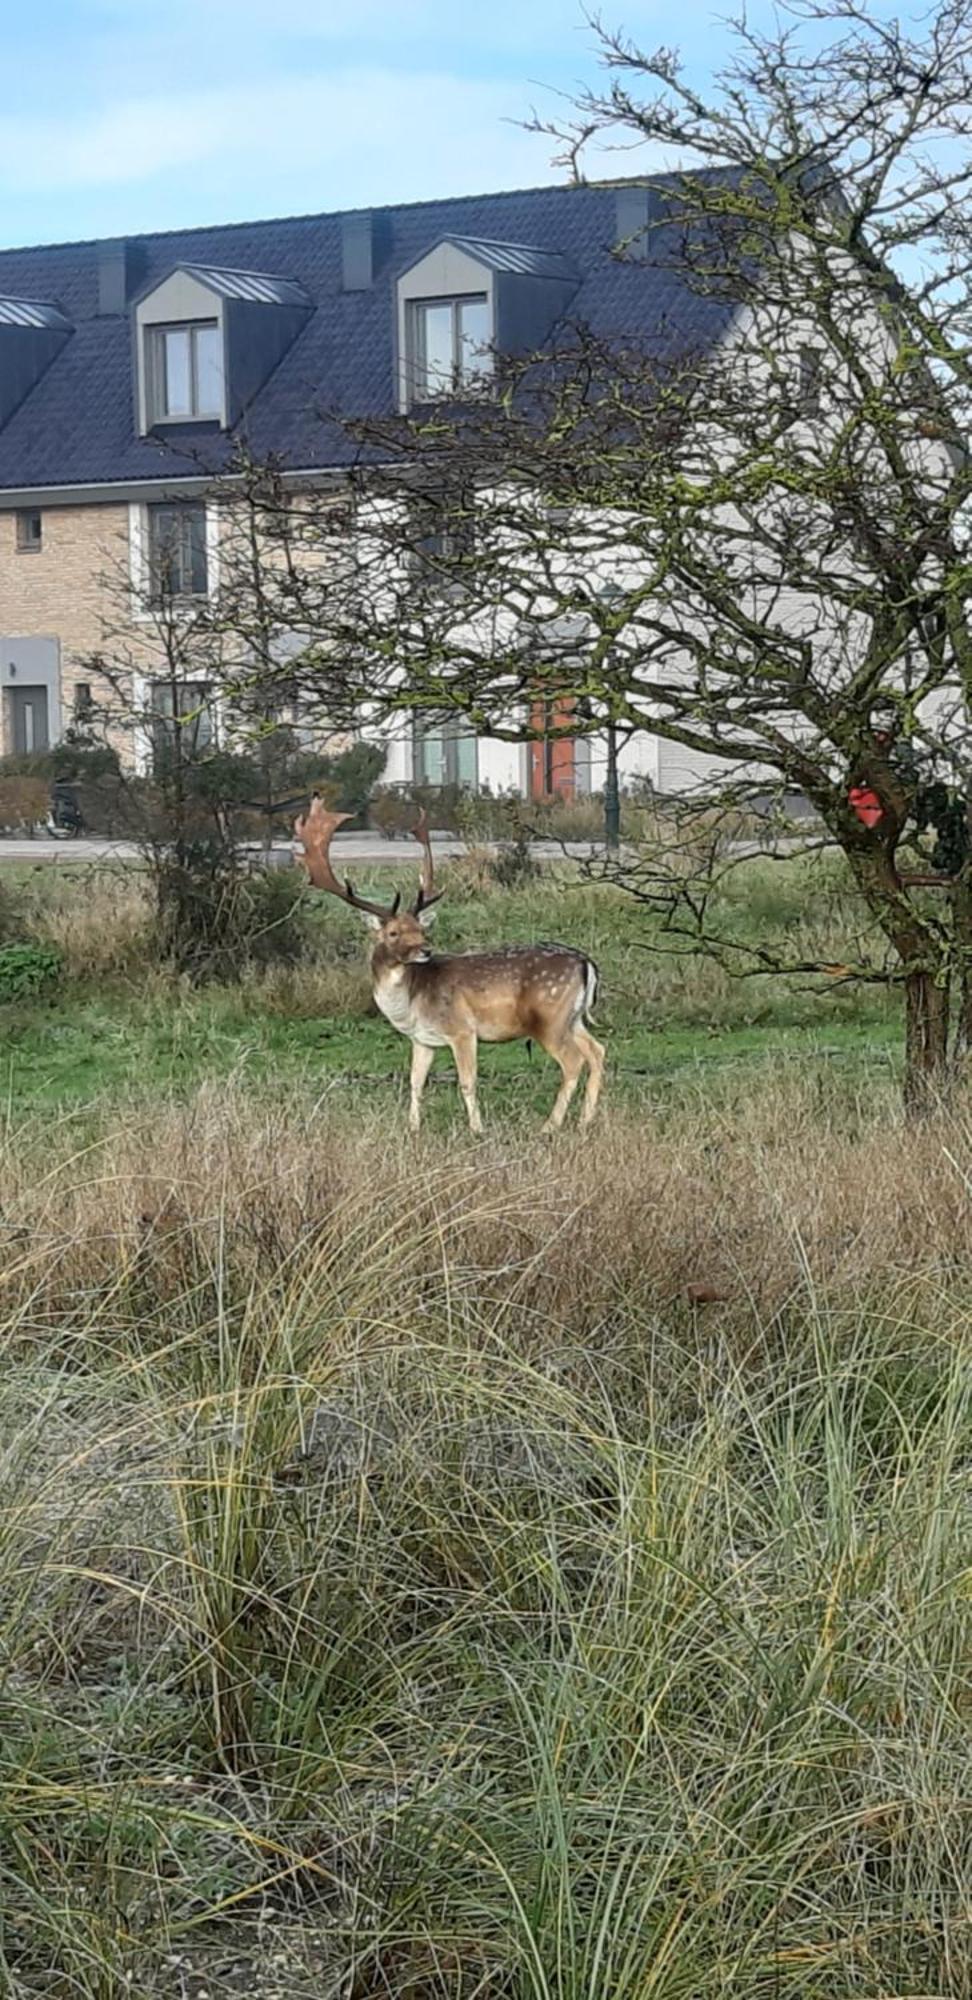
[583,956,600,1020]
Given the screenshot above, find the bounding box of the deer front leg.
[450,1031,483,1135]
[409,1040,436,1132]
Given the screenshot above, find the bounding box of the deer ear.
[418,903,439,930]
[358,909,383,932]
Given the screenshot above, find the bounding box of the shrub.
[285,739,387,823]
[0,749,55,781]
[236,865,313,969]
[0,752,148,842]
[0,941,62,1002]
[455,788,528,841]
[370,782,470,835]
[489,823,540,888]
[152,843,310,983]
[368,786,414,837]
[0,776,50,833]
[50,739,122,785]
[0,876,24,944]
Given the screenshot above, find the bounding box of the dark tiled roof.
[0,178,738,494]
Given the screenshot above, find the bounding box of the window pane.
[162,329,191,417]
[798,346,822,418]
[150,682,175,719]
[417,303,454,397]
[455,731,478,787]
[183,686,214,752]
[186,506,209,595]
[16,510,42,550]
[148,504,208,599]
[193,324,222,416]
[150,681,213,766]
[458,297,490,383]
[148,506,177,596]
[417,725,446,786]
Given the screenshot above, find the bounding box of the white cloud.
[0,67,564,206]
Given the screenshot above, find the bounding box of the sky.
[1,0,765,248]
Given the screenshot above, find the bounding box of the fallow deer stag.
[294,795,605,1133]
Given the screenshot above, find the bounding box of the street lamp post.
[604,716,620,854]
[596,581,625,857]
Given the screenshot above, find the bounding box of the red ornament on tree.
[848,785,884,829]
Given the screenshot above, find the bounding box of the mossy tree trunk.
[903,967,951,1117]
[848,838,952,1118]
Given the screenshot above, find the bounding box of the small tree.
[78,514,281,979]
[80,482,390,979]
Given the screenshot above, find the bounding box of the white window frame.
[15,508,42,553]
[146,320,223,425]
[407,294,491,404]
[129,499,220,622]
[131,672,223,776]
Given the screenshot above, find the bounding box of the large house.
[0,180,737,796]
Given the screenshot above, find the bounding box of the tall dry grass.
[1,1069,970,1327]
[15,862,153,980]
[0,1082,968,1996]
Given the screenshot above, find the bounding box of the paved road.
[0,832,613,866]
[0,830,824,867]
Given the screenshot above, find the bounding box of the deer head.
[294,795,442,963]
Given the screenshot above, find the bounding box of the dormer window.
[149,320,222,423]
[409,295,491,401]
[0,297,73,433]
[134,264,311,436]
[396,236,578,413]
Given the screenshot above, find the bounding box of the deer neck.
[371,943,433,984]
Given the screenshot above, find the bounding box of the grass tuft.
[0,1085,968,1994]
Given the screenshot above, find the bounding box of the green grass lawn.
[0,849,903,1121]
[0,987,901,1128]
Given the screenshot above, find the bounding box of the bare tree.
[201,0,972,1109]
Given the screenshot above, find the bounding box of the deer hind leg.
[573,1024,606,1127]
[541,1031,587,1133]
[409,1040,436,1132]
[539,1022,605,1134]
[450,1030,483,1135]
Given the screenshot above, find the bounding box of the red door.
[529,698,577,800]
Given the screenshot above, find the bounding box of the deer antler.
[410,806,442,916]
[294,794,400,921]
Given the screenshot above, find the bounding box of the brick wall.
[0,491,362,769]
[0,501,131,753]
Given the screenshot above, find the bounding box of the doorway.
[8,685,50,755]
[529,697,577,799]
